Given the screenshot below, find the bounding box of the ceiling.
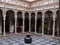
[19,0,42,3]
[25,0,36,2]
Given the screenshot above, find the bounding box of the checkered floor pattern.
[0,34,60,45]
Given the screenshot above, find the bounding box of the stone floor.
[0,33,60,45]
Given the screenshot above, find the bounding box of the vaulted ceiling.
[19,0,42,3]
[24,0,36,2]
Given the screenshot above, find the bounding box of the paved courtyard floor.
[0,33,60,45]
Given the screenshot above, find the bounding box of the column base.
[4,33,6,36]
[52,35,54,37]
[15,32,17,34]
[34,32,36,34]
[42,33,44,35]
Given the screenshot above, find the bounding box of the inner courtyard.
[0,0,60,45]
[0,33,60,45]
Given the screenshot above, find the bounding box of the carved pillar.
[52,11,56,37]
[42,11,44,35]
[15,11,17,34]
[29,12,31,32]
[3,0,6,36]
[35,12,37,33]
[3,16,6,36]
[23,11,25,33]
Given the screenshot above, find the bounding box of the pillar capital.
[22,11,25,14]
[53,11,56,18]
[35,11,37,14]
[53,15,56,21]
[15,15,17,18]
[3,16,6,20]
[3,14,6,17]
[15,11,17,17]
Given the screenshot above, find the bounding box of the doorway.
[6,10,15,34]
[31,13,35,32]
[37,12,42,33]
[17,11,23,33]
[44,11,53,35]
[24,12,29,32]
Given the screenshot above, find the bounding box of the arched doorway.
[17,11,23,33]
[6,10,15,34]
[44,11,53,35]
[55,10,60,37]
[0,9,3,34]
[36,12,42,33]
[31,13,35,32]
[24,12,29,32]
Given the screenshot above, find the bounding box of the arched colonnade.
[0,9,60,37]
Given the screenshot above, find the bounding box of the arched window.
[44,11,53,35]
[24,12,29,32]
[0,9,3,34]
[37,11,42,33]
[6,10,15,34]
[55,10,60,37]
[31,12,35,32]
[17,11,23,33]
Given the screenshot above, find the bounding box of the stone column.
[3,16,6,36]
[23,11,25,33]
[52,11,56,37]
[35,12,37,33]
[29,12,31,32]
[3,0,6,36]
[42,12,44,35]
[15,11,17,34]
